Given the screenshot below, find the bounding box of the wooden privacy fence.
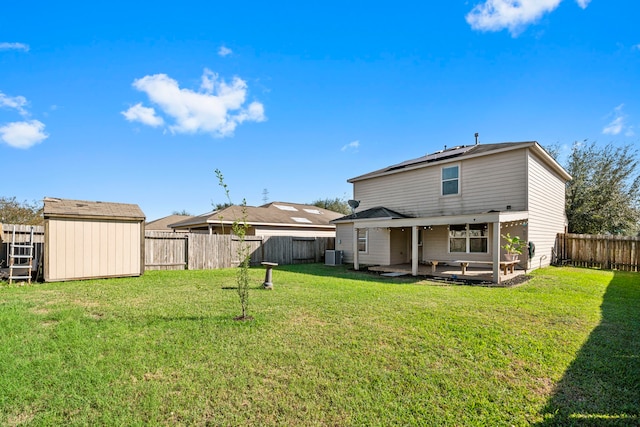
[145,231,335,271]
[554,233,640,272]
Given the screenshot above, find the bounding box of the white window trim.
[358,229,368,253]
[448,223,489,254]
[441,163,461,197]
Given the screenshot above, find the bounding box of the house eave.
[332,216,399,224]
[342,211,529,229]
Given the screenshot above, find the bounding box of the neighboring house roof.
[43,197,145,220]
[348,141,571,182]
[146,214,194,231]
[170,202,343,230]
[332,206,412,223]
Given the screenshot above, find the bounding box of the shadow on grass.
[536,271,640,426]
[273,263,428,285]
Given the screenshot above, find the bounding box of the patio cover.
[343,210,529,283]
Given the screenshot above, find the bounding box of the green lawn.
[0,265,638,426]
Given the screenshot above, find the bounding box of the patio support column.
[492,221,501,283]
[353,226,360,271]
[208,224,213,235]
[412,226,419,276]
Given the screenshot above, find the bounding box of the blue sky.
[1,0,638,220]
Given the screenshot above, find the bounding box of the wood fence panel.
[243,236,264,266]
[144,231,187,270]
[262,236,293,265]
[555,233,640,272]
[143,233,335,271]
[188,234,230,270]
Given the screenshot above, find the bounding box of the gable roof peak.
[349,140,541,182]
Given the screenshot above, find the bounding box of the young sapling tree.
[215,169,252,321]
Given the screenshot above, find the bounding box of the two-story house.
[332,141,572,283]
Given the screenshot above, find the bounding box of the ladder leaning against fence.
[9,225,35,284]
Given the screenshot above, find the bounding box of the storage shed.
[43,197,145,282]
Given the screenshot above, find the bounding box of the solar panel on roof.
[387,145,476,171]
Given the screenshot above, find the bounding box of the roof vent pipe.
[475,132,479,145]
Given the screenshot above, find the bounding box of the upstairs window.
[442,165,459,196]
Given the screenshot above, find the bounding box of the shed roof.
[43,197,145,220]
[170,201,343,230]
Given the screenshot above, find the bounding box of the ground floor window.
[357,229,368,253]
[449,223,488,253]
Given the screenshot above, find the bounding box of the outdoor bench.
[428,260,519,275]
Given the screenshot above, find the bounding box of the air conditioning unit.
[325,250,343,266]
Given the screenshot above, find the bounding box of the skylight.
[274,204,298,211]
[303,208,321,214]
[291,217,312,223]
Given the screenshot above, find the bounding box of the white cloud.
[341,140,360,152]
[602,104,627,136]
[0,42,30,52]
[603,117,624,135]
[121,103,164,127]
[0,120,48,148]
[0,91,29,116]
[218,46,232,57]
[125,69,265,137]
[200,68,216,93]
[466,0,589,35]
[575,0,591,8]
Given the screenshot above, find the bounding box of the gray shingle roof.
[43,197,145,220]
[349,141,541,182]
[332,206,412,222]
[170,201,343,229]
[146,214,194,230]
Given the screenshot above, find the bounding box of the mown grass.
[0,265,637,426]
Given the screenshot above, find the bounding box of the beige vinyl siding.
[354,149,528,217]
[527,150,567,269]
[358,227,390,265]
[46,218,141,282]
[335,224,391,265]
[335,223,354,262]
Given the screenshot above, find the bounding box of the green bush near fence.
[0,265,638,426]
